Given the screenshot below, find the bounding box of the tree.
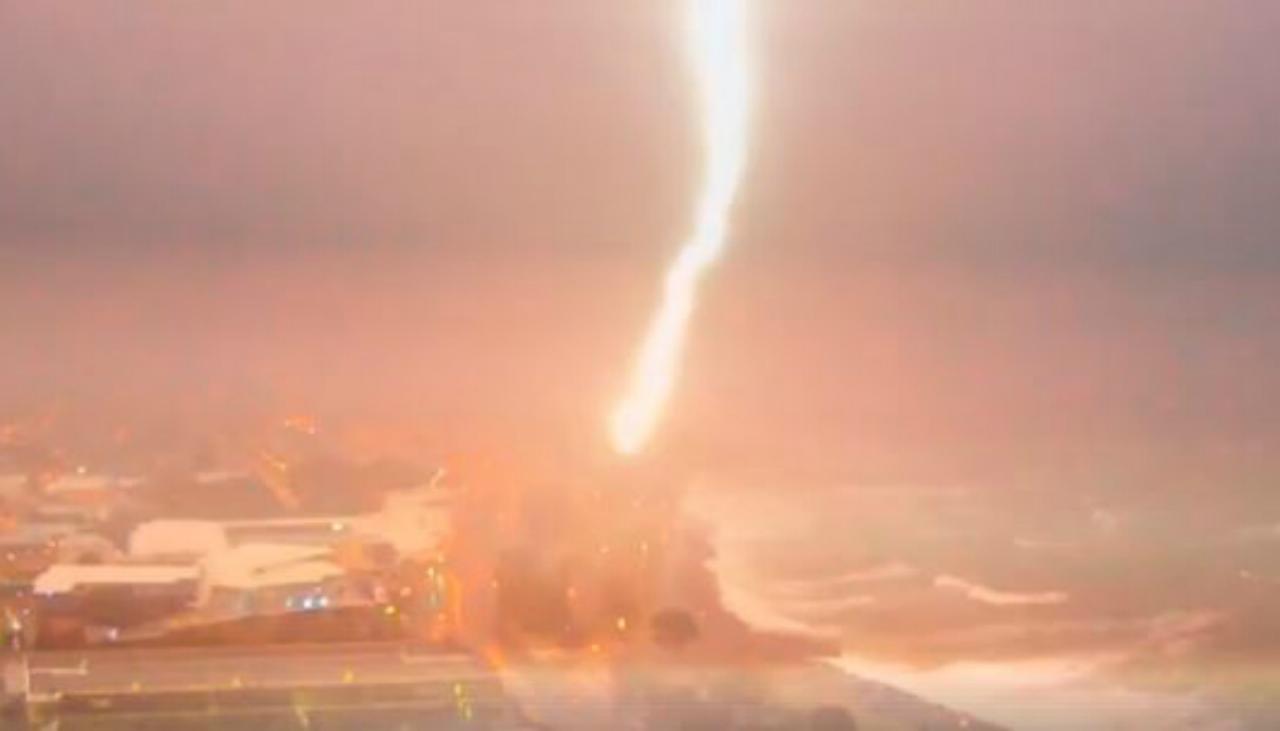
[650,607,699,650]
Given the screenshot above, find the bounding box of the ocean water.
[683,479,1275,730]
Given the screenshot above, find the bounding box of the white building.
[129,520,229,560]
[200,542,350,615]
[128,483,451,561]
[33,564,200,597]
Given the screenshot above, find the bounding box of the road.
[19,642,499,699]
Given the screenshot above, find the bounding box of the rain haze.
[2,2,1279,729]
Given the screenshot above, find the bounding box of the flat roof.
[34,564,200,595]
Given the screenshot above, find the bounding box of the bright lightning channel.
[610,0,751,456]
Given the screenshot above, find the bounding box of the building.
[129,482,451,562]
[43,473,143,497]
[33,564,200,597]
[30,564,201,647]
[200,542,352,615]
[128,520,228,561]
[0,524,76,596]
[22,482,457,648]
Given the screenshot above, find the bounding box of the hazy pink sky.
[3,4,1279,725]
[3,2,1276,458]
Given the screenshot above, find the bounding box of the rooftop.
[33,564,200,595]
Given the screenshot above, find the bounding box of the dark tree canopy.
[650,607,700,650]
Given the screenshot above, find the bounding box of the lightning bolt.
[610,0,751,456]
